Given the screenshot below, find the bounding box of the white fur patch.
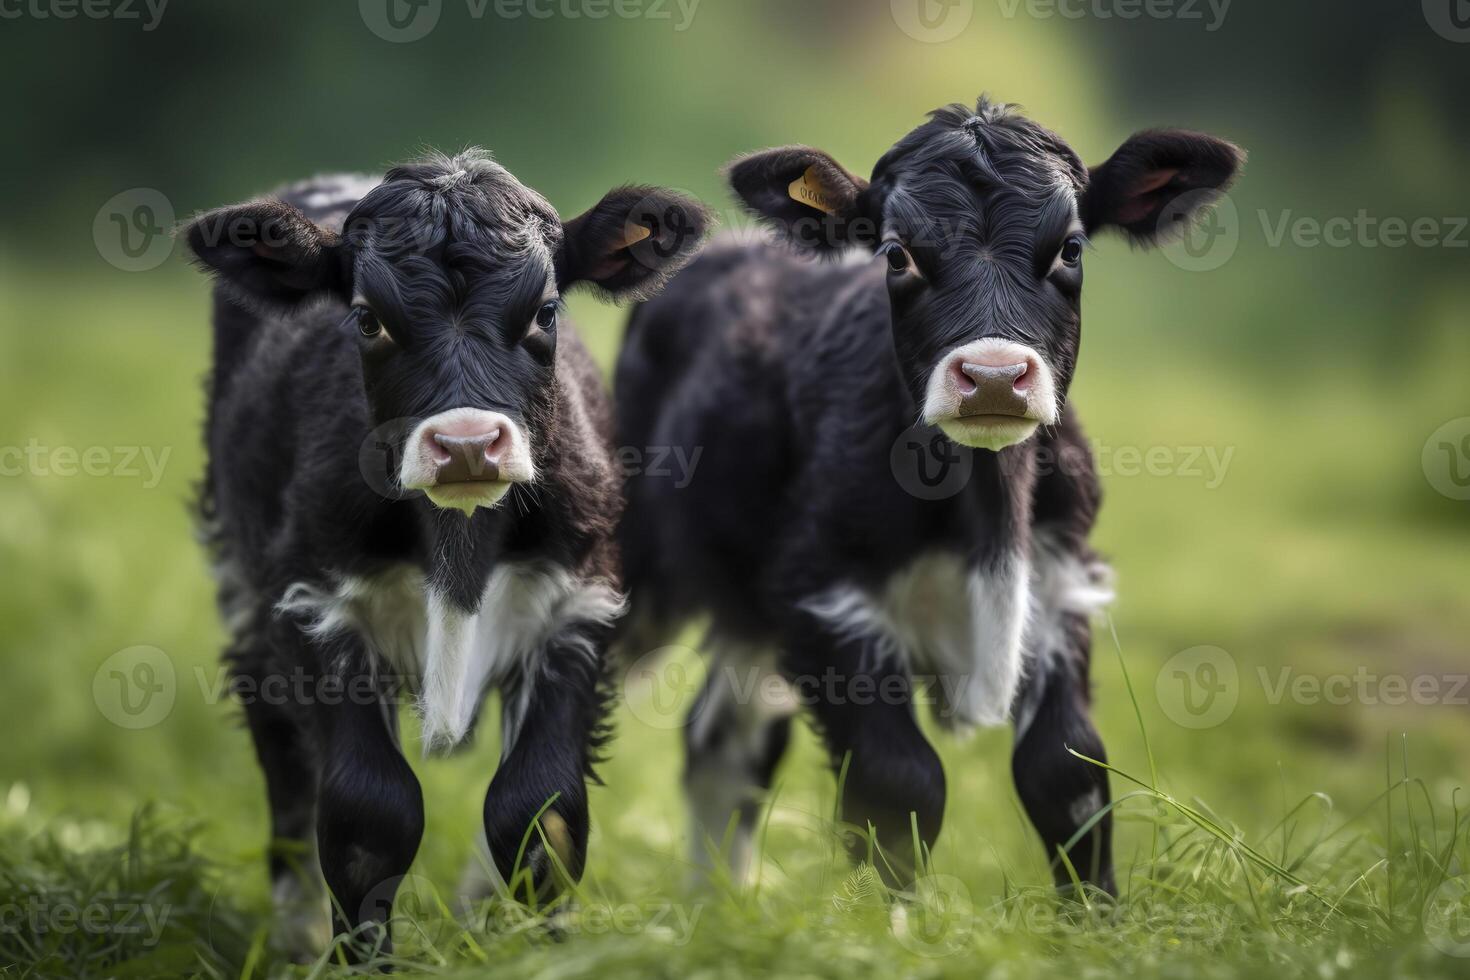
[800,552,1031,731]
[1024,531,1115,672]
[1012,531,1115,738]
[684,642,794,880]
[277,563,622,753]
[286,173,382,211]
[1068,787,1105,828]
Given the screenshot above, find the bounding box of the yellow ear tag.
[618,223,653,247]
[787,165,840,215]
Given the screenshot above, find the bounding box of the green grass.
[1,260,1468,978]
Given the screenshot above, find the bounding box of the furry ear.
[185,200,345,310]
[725,146,871,253]
[1083,130,1245,245]
[557,185,712,300]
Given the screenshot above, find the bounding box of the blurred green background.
[0,1,1467,976]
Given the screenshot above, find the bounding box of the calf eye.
[880,241,911,274]
[535,301,558,329]
[352,305,383,339]
[1059,235,1085,267]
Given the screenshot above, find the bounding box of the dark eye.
[1059,236,1084,267]
[881,241,910,274]
[535,301,558,329]
[352,305,382,339]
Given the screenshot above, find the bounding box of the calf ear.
[725,146,870,253]
[557,186,712,301]
[184,200,345,311]
[1082,130,1244,245]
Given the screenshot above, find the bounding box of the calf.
[616,97,1241,893]
[186,151,707,959]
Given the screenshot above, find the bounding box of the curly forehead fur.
[344,149,562,334]
[871,97,1088,262]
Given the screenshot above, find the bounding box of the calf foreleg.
[482,620,612,905]
[309,636,424,960]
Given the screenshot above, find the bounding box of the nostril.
[1011,362,1033,392]
[950,358,978,395]
[425,430,452,466]
[481,427,506,462]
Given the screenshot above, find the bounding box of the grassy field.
[1,251,1468,978]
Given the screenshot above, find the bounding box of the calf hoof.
[269,871,330,964]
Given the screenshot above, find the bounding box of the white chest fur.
[278,563,621,753]
[801,552,1031,731]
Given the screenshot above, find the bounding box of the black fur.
[188,150,708,959]
[617,98,1241,892]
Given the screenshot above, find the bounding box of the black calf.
[616,97,1241,892]
[188,152,707,959]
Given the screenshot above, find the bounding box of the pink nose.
[423,425,508,483]
[948,354,1033,418]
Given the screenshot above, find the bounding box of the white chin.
[938,417,1040,451]
[422,482,511,515]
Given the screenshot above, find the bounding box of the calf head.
[187,150,709,513]
[727,97,1243,451]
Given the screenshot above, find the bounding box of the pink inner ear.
[588,255,630,280]
[1134,167,1180,194]
[1115,167,1181,224]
